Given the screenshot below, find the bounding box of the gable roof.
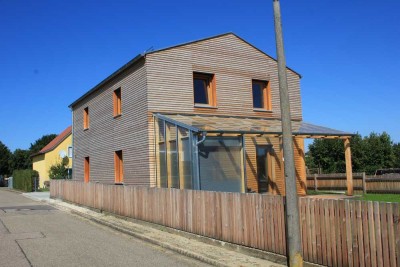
[147,33,301,77]
[32,126,72,157]
[69,32,301,108]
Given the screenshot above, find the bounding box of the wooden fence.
[307,173,400,194]
[51,180,400,267]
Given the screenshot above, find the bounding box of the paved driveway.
[0,188,209,267]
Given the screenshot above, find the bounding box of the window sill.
[253,108,273,113]
[83,128,89,131]
[113,114,122,119]
[114,182,124,185]
[194,104,218,109]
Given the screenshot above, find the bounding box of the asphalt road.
[0,188,210,267]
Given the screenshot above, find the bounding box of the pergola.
[154,113,355,195]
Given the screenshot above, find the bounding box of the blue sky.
[1,0,399,151]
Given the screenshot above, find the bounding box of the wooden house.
[69,33,354,195]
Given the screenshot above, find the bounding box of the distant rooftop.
[32,126,72,157]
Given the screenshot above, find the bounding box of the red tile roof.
[34,126,72,156]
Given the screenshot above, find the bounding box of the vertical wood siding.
[72,59,151,185]
[245,136,306,195]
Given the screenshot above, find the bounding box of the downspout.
[196,132,207,145]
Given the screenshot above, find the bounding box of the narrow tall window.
[252,80,271,110]
[84,157,90,183]
[83,107,89,129]
[113,88,122,117]
[193,72,216,107]
[114,150,124,183]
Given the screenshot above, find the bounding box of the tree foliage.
[0,141,12,176]
[307,132,399,175]
[49,157,69,180]
[11,149,32,170]
[29,134,57,154]
[394,143,400,168]
[1,134,57,176]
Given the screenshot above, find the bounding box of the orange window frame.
[83,107,89,129]
[193,73,216,107]
[252,80,272,110]
[113,88,122,117]
[84,157,90,183]
[114,150,124,183]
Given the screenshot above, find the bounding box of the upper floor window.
[83,107,89,129]
[193,72,216,107]
[113,88,122,117]
[68,146,73,158]
[252,80,271,110]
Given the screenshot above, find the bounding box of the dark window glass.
[194,78,209,104]
[252,83,264,108]
[198,137,243,193]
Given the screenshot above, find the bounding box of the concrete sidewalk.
[24,191,286,267]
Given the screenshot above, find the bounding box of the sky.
[1,0,399,151]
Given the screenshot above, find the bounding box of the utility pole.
[272,1,303,266]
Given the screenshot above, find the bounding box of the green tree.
[0,141,12,176]
[11,149,32,170]
[394,143,400,167]
[306,132,395,175]
[307,138,347,173]
[362,132,395,174]
[29,134,57,154]
[49,157,69,179]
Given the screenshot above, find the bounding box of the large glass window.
[178,127,193,189]
[156,119,167,188]
[166,123,179,188]
[198,136,243,192]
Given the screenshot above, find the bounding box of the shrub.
[49,157,69,180]
[12,169,39,192]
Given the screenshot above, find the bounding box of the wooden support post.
[344,138,353,196]
[362,172,367,194]
[314,174,318,192]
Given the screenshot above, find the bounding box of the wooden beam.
[344,138,353,196]
[206,132,241,137]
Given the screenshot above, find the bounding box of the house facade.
[70,33,353,195]
[32,126,73,187]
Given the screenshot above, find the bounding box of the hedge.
[12,169,39,192]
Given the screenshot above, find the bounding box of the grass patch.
[356,194,400,203]
[306,190,345,195]
[37,187,50,192]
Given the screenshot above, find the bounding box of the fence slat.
[361,201,370,267]
[374,202,383,267]
[356,201,365,267]
[381,202,390,267]
[387,203,397,267]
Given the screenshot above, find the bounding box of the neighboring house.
[32,126,73,187]
[69,33,353,195]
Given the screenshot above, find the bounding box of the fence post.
[314,174,318,191]
[362,172,366,194]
